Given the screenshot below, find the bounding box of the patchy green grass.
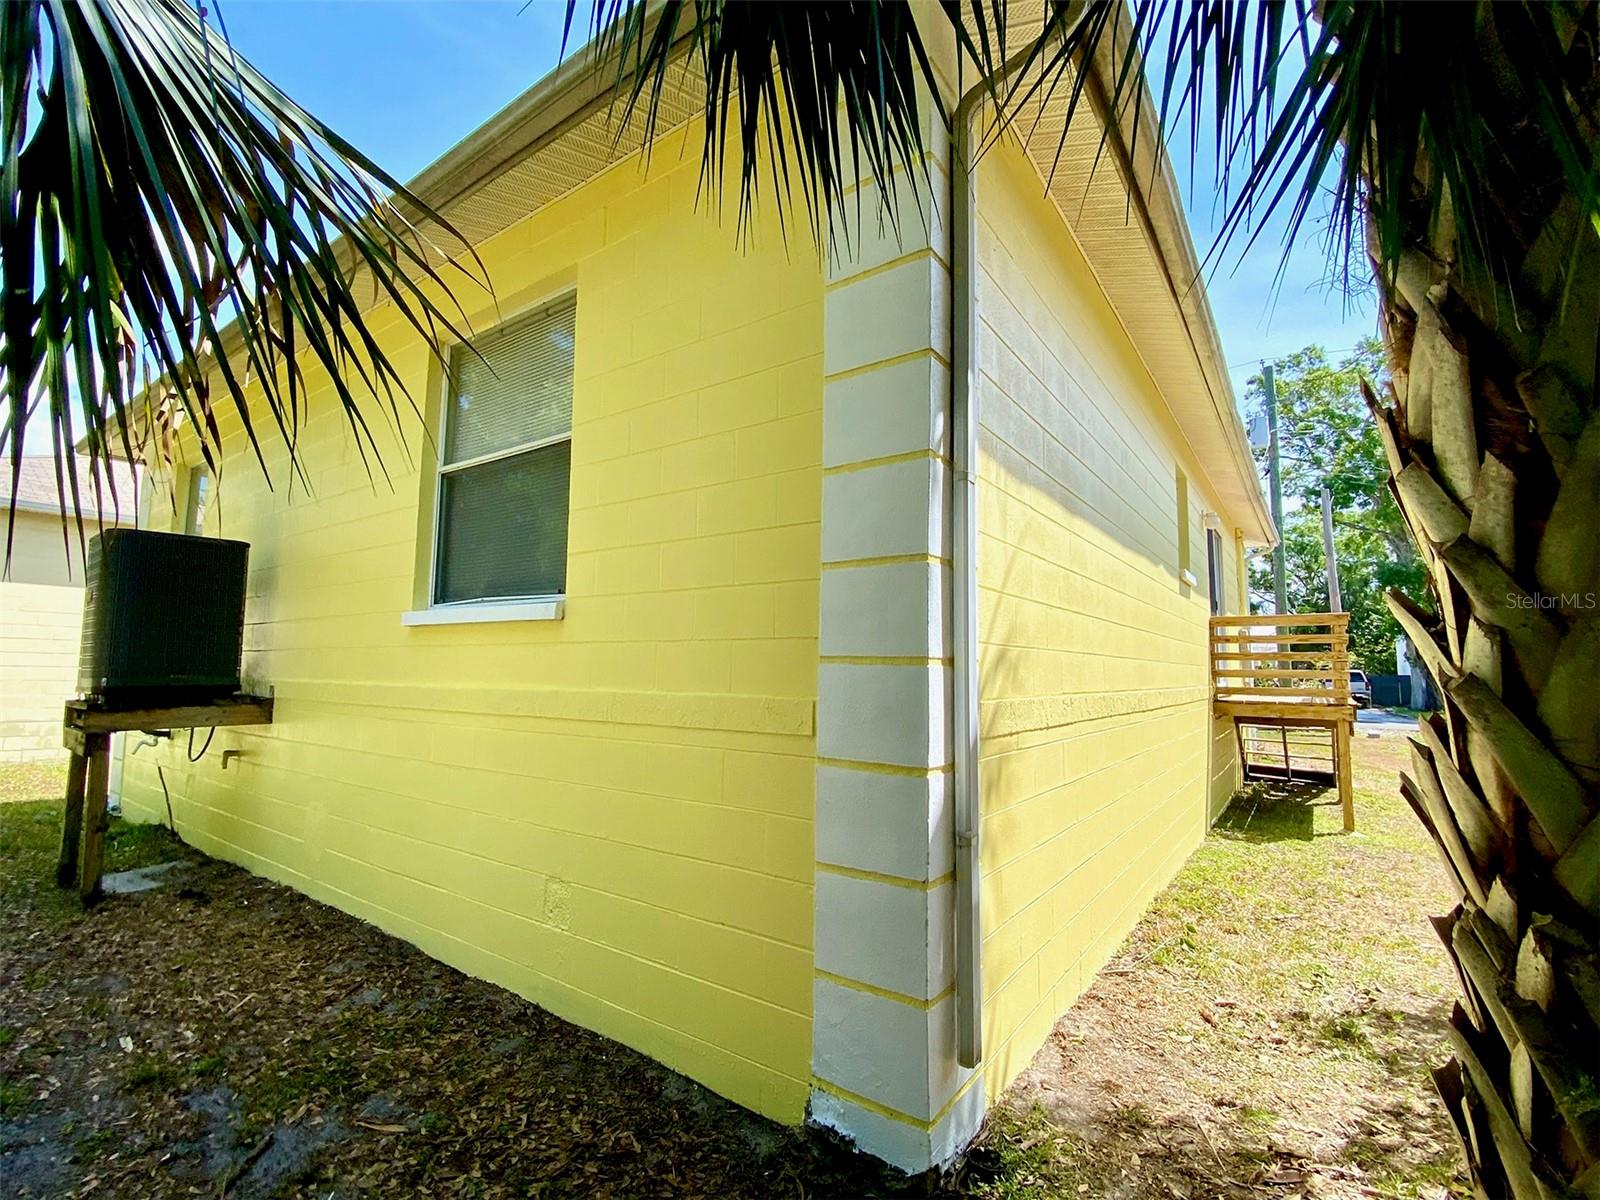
[991,733,1466,1199]
[125,1052,188,1092]
[0,781,187,944]
[1150,743,1451,1016]
[191,1053,226,1079]
[69,1126,129,1165]
[0,1078,32,1117]
[1238,1104,1277,1129]
[964,1105,1099,1199]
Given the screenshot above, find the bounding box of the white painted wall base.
[809,1079,986,1175]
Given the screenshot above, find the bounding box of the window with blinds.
[433,296,576,605]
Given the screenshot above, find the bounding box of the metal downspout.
[950,81,984,1070]
[949,26,1076,1071]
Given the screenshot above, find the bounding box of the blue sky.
[218,2,1379,417]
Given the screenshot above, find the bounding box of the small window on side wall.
[1206,527,1224,615]
[1175,467,1191,580]
[184,466,211,536]
[433,296,576,605]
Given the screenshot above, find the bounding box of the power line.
[1227,343,1374,370]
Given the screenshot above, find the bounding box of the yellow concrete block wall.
[118,125,824,1122]
[973,141,1247,1096]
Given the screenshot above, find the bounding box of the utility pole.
[1263,362,1288,613]
[1320,484,1343,612]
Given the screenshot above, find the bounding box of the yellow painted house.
[114,20,1272,1173]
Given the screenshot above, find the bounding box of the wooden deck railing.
[1209,612,1351,711]
[1211,612,1357,830]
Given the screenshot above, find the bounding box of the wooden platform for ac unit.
[56,695,273,903]
[1212,613,1356,831]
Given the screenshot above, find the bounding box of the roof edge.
[1083,25,1276,548]
[402,2,685,218]
[96,4,1273,554]
[79,4,685,460]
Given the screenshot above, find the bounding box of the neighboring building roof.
[2,456,140,519]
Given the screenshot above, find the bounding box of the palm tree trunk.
[1366,15,1600,1196]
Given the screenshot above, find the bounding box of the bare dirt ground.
[0,776,911,1199]
[969,729,1467,1200]
[1,726,1463,1198]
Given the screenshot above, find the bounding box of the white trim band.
[401,598,565,626]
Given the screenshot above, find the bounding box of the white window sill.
[401,598,564,627]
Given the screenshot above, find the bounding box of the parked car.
[1349,669,1372,708]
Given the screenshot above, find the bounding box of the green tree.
[1244,342,1430,672]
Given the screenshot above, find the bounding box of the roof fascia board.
[1081,18,1277,546]
[404,0,690,216]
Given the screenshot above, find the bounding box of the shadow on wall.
[973,403,1232,1098]
[968,147,1250,1095]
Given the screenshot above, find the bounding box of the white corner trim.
[401,598,565,627]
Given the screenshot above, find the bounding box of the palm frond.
[572,0,946,255]
[0,0,486,563]
[566,1,1599,317]
[8,0,1595,569]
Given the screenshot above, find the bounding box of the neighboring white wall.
[0,510,88,762]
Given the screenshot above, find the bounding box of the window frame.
[423,290,577,612]
[1205,526,1225,615]
[1174,467,1195,587]
[183,465,211,536]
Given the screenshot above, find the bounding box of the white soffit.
[403,55,705,259]
[977,4,1273,544]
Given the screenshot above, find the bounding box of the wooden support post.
[1335,719,1355,832]
[76,733,112,904]
[54,695,272,897]
[56,749,89,888]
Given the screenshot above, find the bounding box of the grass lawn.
[970,729,1465,1199]
[0,731,1462,1198]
